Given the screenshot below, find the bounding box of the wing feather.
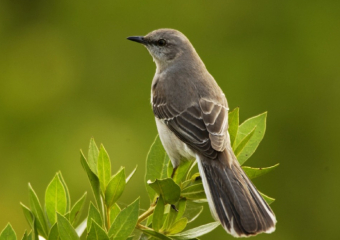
[153,94,229,159]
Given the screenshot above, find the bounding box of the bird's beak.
[127,36,146,44]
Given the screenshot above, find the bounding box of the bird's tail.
[197,149,276,238]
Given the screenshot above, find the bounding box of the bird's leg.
[171,166,178,178]
[170,165,180,212]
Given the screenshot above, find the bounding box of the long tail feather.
[197,150,276,237]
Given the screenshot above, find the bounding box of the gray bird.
[127,29,276,237]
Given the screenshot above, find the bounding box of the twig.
[137,205,156,224]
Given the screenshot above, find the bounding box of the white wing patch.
[199,98,229,152]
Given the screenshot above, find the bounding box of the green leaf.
[64,212,70,220]
[147,178,180,205]
[181,183,205,200]
[48,223,59,240]
[57,172,71,213]
[234,112,267,165]
[126,165,138,183]
[88,138,99,175]
[21,231,27,240]
[242,163,279,180]
[167,160,173,179]
[87,202,103,232]
[75,218,87,237]
[169,222,220,239]
[174,199,186,222]
[70,192,87,226]
[259,191,275,205]
[228,107,239,147]
[190,172,200,181]
[45,174,67,225]
[28,183,48,238]
[140,233,150,240]
[173,161,192,185]
[105,168,126,208]
[56,213,79,240]
[146,214,153,227]
[23,230,37,240]
[108,198,139,240]
[97,144,111,194]
[80,151,103,216]
[191,199,207,203]
[234,126,256,158]
[186,161,198,181]
[153,196,165,232]
[20,203,34,228]
[109,203,121,224]
[23,233,29,240]
[162,206,177,233]
[145,135,170,203]
[26,232,34,240]
[182,202,203,223]
[180,182,192,191]
[141,230,172,240]
[30,217,39,240]
[0,223,17,240]
[26,230,37,240]
[87,221,109,240]
[167,218,188,235]
[181,177,198,190]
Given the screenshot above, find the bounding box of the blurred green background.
[0,0,339,239]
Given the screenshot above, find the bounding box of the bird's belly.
[155,118,195,168]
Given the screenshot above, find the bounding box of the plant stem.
[100,196,106,227]
[106,205,111,230]
[137,205,156,224]
[136,223,153,231]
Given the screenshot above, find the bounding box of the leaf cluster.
[0,108,278,240]
[137,108,278,239]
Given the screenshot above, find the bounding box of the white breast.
[155,118,195,168]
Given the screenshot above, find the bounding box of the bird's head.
[127,29,197,71]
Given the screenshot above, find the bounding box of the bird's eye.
[157,39,167,46]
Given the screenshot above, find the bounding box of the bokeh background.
[1,0,339,239]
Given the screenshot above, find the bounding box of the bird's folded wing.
[153,96,229,159]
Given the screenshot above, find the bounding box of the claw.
[171,204,179,212]
[154,197,159,205]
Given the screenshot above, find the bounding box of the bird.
[127,29,276,238]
